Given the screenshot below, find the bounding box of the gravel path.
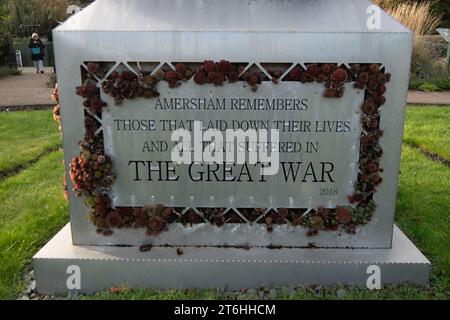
[0,67,54,110]
[407,91,450,106]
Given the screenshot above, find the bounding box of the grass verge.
[0,110,61,178]
[0,151,68,299]
[395,146,450,298]
[404,106,450,161]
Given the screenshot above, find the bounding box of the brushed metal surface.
[33,224,430,294]
[53,0,412,247]
[57,0,409,33]
[102,82,363,208]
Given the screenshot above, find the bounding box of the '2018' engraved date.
[320,188,338,196]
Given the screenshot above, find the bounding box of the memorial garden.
[0,0,449,301]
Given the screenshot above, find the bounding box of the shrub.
[48,73,57,88]
[418,82,440,92]
[411,38,438,78]
[0,66,21,78]
[435,76,450,90]
[0,1,15,67]
[377,1,448,89]
[410,75,450,91]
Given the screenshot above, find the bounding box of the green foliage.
[418,82,441,92]
[409,37,450,92]
[0,38,15,67]
[9,0,40,37]
[351,199,376,225]
[0,66,21,78]
[432,0,450,27]
[48,73,57,88]
[411,40,437,79]
[434,76,450,90]
[0,0,15,67]
[410,75,450,91]
[9,0,78,38]
[1,0,80,40]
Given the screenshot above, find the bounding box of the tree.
[0,0,15,67]
[9,0,72,38]
[433,0,450,26]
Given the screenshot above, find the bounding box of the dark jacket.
[29,39,45,61]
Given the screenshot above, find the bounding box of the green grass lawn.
[0,106,448,300]
[395,146,449,297]
[0,110,61,177]
[404,106,450,160]
[0,151,68,299]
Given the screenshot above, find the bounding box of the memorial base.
[33,224,430,295]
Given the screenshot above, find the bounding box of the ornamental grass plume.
[378,1,444,78]
[385,1,443,36]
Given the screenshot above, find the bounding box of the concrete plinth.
[33,224,430,294]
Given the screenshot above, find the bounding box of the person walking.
[29,33,45,74]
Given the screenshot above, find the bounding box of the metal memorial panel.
[102,82,363,209]
[32,0,432,295]
[52,0,413,248]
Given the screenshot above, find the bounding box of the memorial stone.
[33,0,430,294]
